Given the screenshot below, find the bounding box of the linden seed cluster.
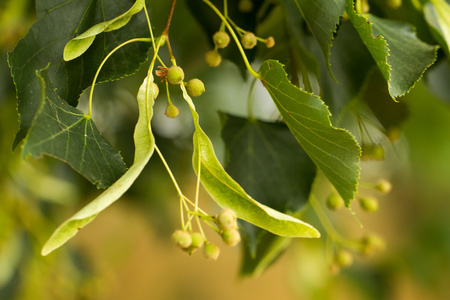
[154,65,206,118]
[171,209,241,261]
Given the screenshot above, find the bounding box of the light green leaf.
[63,0,145,61]
[424,0,450,56]
[181,86,320,238]
[259,60,360,206]
[22,68,127,188]
[41,75,156,256]
[285,0,346,79]
[346,0,438,98]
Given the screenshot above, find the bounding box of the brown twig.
[162,0,177,64]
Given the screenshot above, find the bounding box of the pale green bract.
[424,0,450,56]
[41,75,156,255]
[63,0,145,61]
[180,84,320,238]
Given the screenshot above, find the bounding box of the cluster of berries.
[326,179,392,213]
[205,29,275,67]
[155,65,206,118]
[324,179,391,272]
[171,209,241,261]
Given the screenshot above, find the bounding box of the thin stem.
[155,145,184,197]
[179,196,186,230]
[162,0,178,64]
[165,81,172,104]
[88,38,151,116]
[202,0,260,79]
[309,194,360,249]
[143,4,156,51]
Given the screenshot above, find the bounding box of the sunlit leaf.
[22,68,127,188]
[63,0,145,61]
[8,0,150,149]
[345,0,438,98]
[181,85,320,238]
[424,0,450,56]
[41,75,156,256]
[260,59,360,206]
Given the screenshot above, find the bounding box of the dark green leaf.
[220,113,316,275]
[221,113,316,213]
[283,0,345,79]
[8,0,150,149]
[260,60,360,206]
[362,69,409,135]
[181,86,320,238]
[42,75,156,255]
[320,20,375,115]
[23,68,126,188]
[346,1,438,98]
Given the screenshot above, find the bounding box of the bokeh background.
[1,0,450,299]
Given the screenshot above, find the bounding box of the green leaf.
[220,113,316,275]
[345,1,438,98]
[8,0,150,150]
[22,68,127,188]
[259,59,360,206]
[362,69,409,135]
[320,20,375,115]
[63,0,145,61]
[41,75,156,256]
[284,0,346,79]
[424,0,450,56]
[181,85,320,238]
[221,113,316,213]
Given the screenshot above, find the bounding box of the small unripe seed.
[185,79,205,97]
[172,230,192,249]
[326,194,343,211]
[217,209,238,230]
[167,65,184,84]
[205,50,222,67]
[386,0,402,9]
[238,0,254,13]
[213,31,230,49]
[361,234,385,256]
[264,36,275,48]
[203,243,220,261]
[151,82,159,99]
[361,143,384,161]
[375,179,392,194]
[359,197,379,212]
[334,249,354,268]
[190,232,205,249]
[241,32,257,49]
[221,229,241,247]
[165,103,180,118]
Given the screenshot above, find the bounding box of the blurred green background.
[1,0,450,299]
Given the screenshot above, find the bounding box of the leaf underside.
[260,59,360,206]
